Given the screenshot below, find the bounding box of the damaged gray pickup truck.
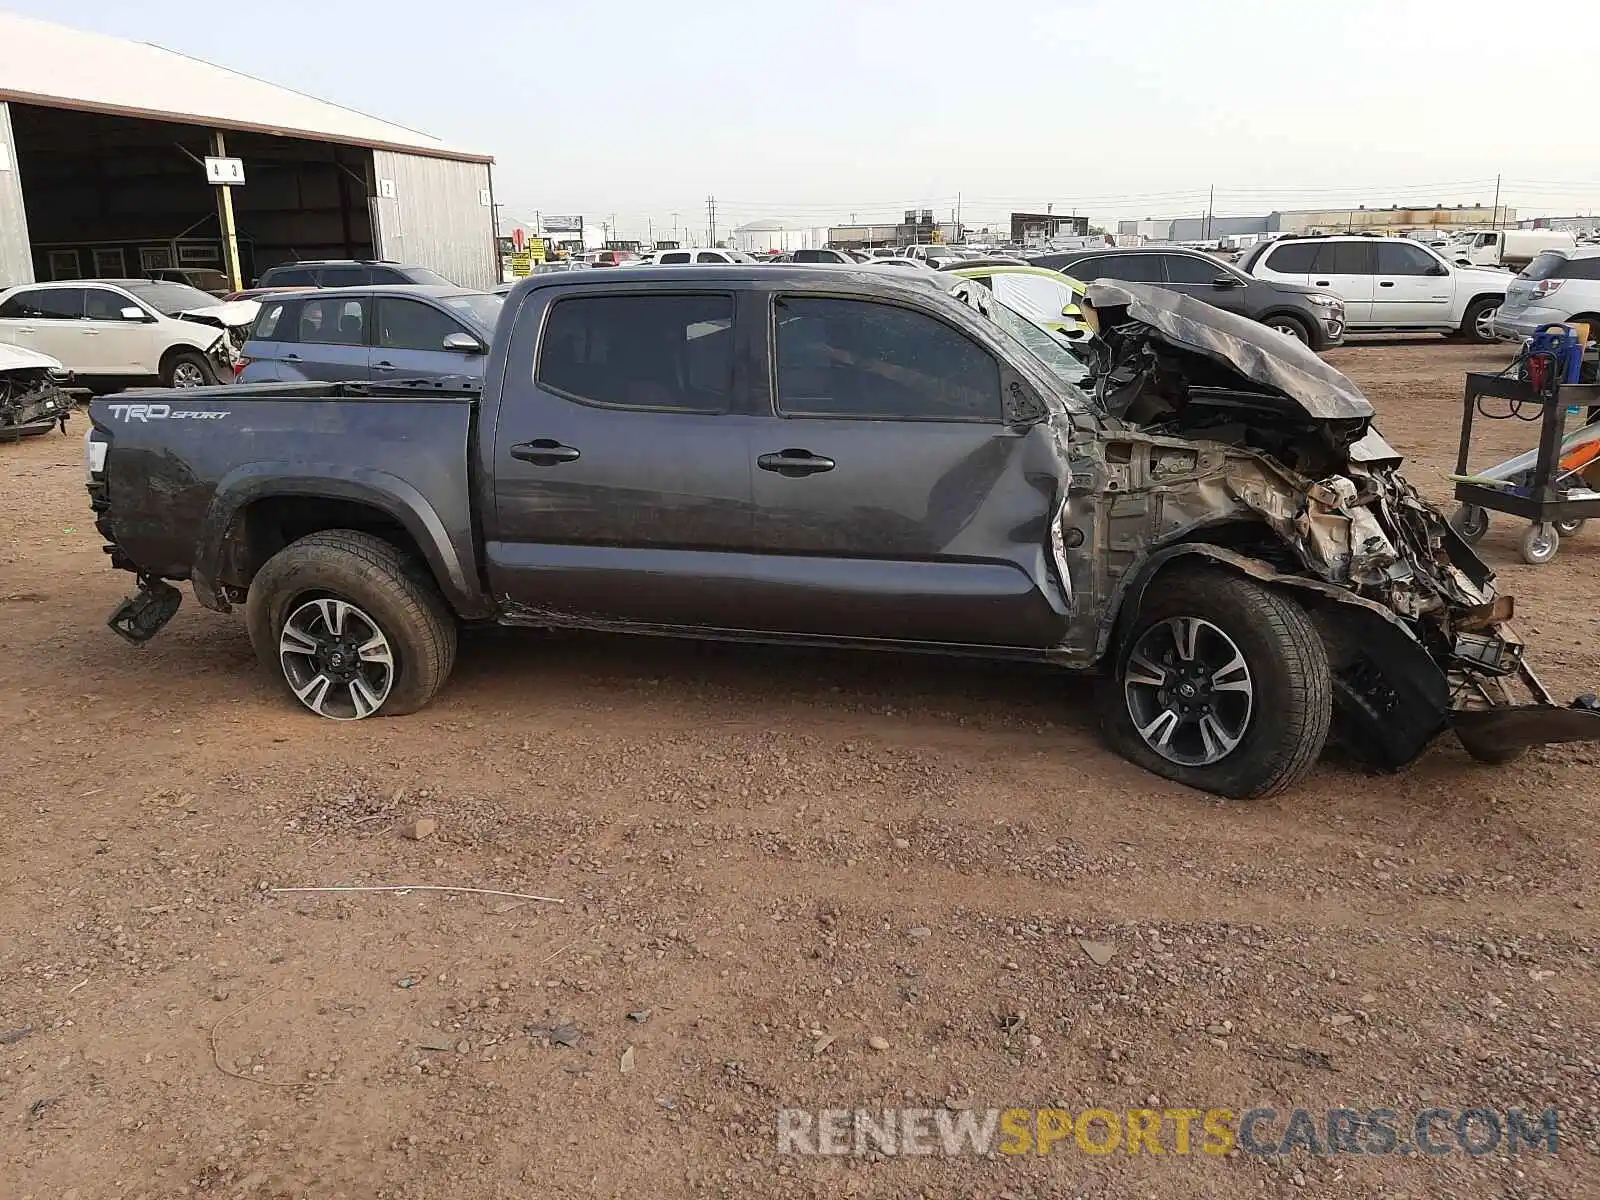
[85,267,1600,798]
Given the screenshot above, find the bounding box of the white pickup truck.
[1448,229,1578,270]
[1242,235,1510,341]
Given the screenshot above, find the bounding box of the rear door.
[745,292,1064,647]
[5,288,87,367]
[240,296,300,382]
[287,294,373,381]
[487,289,761,628]
[1373,240,1452,325]
[372,295,479,381]
[1308,241,1376,325]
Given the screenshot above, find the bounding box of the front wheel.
[1102,570,1332,799]
[162,349,216,389]
[1519,522,1560,565]
[1450,503,1490,545]
[1264,314,1312,346]
[245,530,457,720]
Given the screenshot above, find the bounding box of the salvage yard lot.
[1,340,1597,1199]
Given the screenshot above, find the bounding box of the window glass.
[774,296,1001,421]
[0,289,83,319]
[659,252,691,264]
[261,265,316,287]
[1563,256,1600,281]
[299,296,368,345]
[696,252,726,264]
[378,298,464,351]
[536,294,734,412]
[254,301,291,340]
[1374,241,1439,276]
[1263,242,1319,273]
[317,265,369,287]
[1091,254,1166,283]
[369,267,408,284]
[1522,252,1568,281]
[1163,254,1231,284]
[83,288,133,320]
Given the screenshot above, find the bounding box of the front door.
[746,293,1065,647]
[372,295,476,381]
[81,287,161,374]
[488,289,760,628]
[1373,240,1454,325]
[1158,252,1252,317]
[1308,241,1376,326]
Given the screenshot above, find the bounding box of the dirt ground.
[2,340,1597,1200]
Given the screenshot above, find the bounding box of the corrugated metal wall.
[368,150,495,289]
[0,103,35,287]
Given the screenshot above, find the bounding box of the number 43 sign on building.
[204,156,246,186]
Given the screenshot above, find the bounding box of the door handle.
[374,360,396,371]
[285,353,301,361]
[1379,281,1395,288]
[511,439,581,465]
[758,449,835,477]
[1314,280,1331,287]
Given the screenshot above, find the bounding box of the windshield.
[440,292,504,330]
[986,297,1091,390]
[1521,251,1569,281]
[123,281,219,314]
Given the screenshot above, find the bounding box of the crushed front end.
[0,353,72,440]
[1079,281,1600,768]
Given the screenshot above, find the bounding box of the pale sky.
[7,0,1598,237]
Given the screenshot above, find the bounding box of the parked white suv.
[0,279,256,389]
[1492,248,1600,343]
[649,248,756,265]
[903,244,965,268]
[1242,236,1509,342]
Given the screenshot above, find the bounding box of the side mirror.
[1440,263,1459,275]
[442,331,484,353]
[119,306,147,321]
[1213,275,1242,288]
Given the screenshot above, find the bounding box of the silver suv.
[1493,247,1600,342]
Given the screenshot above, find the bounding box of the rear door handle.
[511,439,581,465]
[374,360,396,371]
[1379,281,1395,288]
[758,449,835,477]
[285,353,301,361]
[1314,280,1331,287]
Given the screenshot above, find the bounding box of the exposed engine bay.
[0,345,72,441]
[1072,281,1600,767]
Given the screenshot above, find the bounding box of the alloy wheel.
[1474,305,1499,341]
[1269,320,1307,344]
[1123,616,1255,767]
[171,361,207,388]
[278,597,395,720]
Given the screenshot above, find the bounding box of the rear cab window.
[536,293,735,413]
[772,295,1001,421]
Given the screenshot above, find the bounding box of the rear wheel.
[245,530,457,720]
[1555,517,1586,538]
[162,349,216,389]
[1450,503,1490,545]
[1101,570,1332,799]
[1461,297,1500,344]
[1519,522,1560,565]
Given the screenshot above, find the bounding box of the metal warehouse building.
[0,14,497,291]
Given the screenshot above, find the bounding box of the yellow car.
[943,262,1096,342]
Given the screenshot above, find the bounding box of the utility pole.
[706,195,717,247]
[1492,172,1502,230]
[209,131,243,293]
[1205,184,1215,241]
[956,190,962,238]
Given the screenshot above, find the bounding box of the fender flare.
[192,463,490,619]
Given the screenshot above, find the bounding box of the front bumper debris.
[1454,698,1600,759]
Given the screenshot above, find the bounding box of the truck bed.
[88,379,489,619]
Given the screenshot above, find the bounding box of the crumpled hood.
[1084,280,1374,421]
[176,299,260,330]
[0,342,67,373]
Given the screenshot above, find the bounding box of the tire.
[1555,517,1586,538]
[1519,522,1559,565]
[1263,313,1313,347]
[162,349,216,389]
[1460,297,1499,344]
[1449,503,1490,545]
[1101,569,1332,799]
[245,530,457,720]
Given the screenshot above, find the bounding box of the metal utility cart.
[1450,371,1600,565]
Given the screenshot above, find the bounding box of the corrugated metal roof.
[0,13,491,163]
